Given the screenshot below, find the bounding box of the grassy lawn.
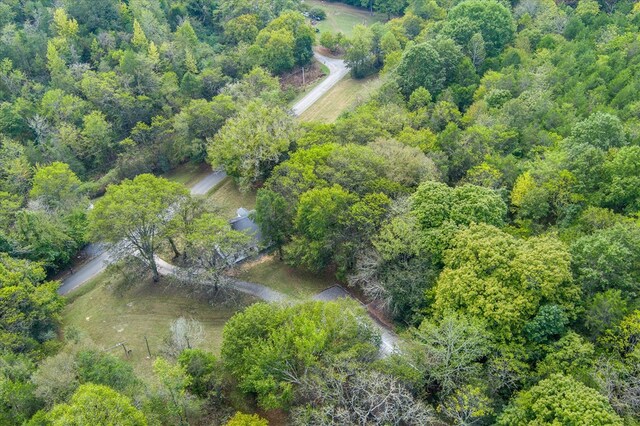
[163,162,212,187]
[63,272,254,381]
[307,0,383,36]
[236,255,334,299]
[299,74,383,122]
[207,177,257,219]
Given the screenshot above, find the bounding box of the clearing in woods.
[299,73,383,122]
[307,0,384,36]
[63,272,254,381]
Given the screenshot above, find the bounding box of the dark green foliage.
[75,350,139,394]
[523,305,569,344]
[445,0,515,56]
[178,349,219,398]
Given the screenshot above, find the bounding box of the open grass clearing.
[235,254,334,299]
[299,73,382,122]
[207,176,256,219]
[306,0,383,36]
[63,271,255,382]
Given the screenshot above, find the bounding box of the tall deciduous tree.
[254,189,289,259]
[207,100,298,191]
[88,174,189,281]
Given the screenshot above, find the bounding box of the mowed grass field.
[299,74,383,122]
[236,255,334,299]
[63,272,254,381]
[207,176,257,219]
[307,0,383,36]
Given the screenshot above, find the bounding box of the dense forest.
[1,0,640,424]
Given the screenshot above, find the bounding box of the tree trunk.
[150,257,160,282]
[168,237,180,258]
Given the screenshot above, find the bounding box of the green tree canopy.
[29,162,83,211]
[207,100,298,191]
[88,174,189,281]
[570,223,640,297]
[410,181,506,260]
[434,224,580,340]
[498,374,622,426]
[445,0,515,56]
[221,300,380,409]
[45,384,147,426]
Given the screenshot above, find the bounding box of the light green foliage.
[207,100,298,191]
[221,300,380,409]
[603,310,640,359]
[437,384,494,426]
[88,174,189,281]
[225,412,268,426]
[218,0,300,23]
[255,28,295,74]
[286,185,390,273]
[498,374,622,426]
[345,25,376,78]
[410,181,506,260]
[434,224,579,340]
[29,162,82,211]
[151,358,192,425]
[0,254,63,354]
[286,184,357,271]
[46,384,147,426]
[224,14,260,45]
[536,332,595,379]
[251,10,313,74]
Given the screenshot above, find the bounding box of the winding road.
[56,52,399,355]
[59,52,345,296]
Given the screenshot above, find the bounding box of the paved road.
[291,52,349,116]
[190,170,227,195]
[58,171,227,295]
[59,52,349,295]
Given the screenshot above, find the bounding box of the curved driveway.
[292,52,349,116]
[54,51,400,353]
[59,52,349,296]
